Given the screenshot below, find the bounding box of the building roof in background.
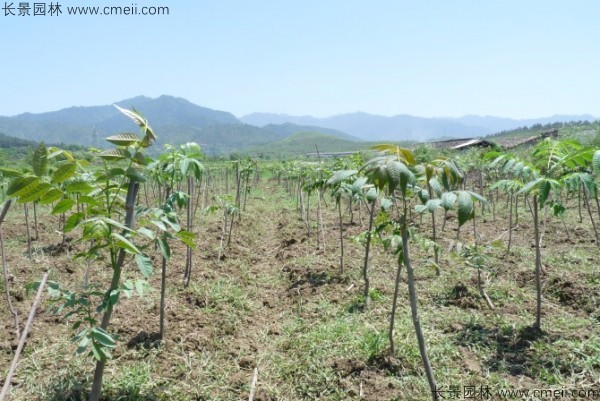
[427,129,559,151]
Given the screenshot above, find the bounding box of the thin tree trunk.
[204,174,211,210]
[388,257,402,355]
[192,176,203,221]
[402,205,438,400]
[235,163,242,219]
[295,180,300,210]
[358,199,363,227]
[33,202,39,241]
[578,184,583,223]
[299,184,309,238]
[582,184,600,247]
[299,181,305,222]
[157,181,163,205]
[243,173,250,211]
[427,182,438,265]
[60,213,66,247]
[320,187,328,208]
[473,217,494,309]
[159,254,167,340]
[306,191,311,238]
[362,199,376,307]
[183,176,194,287]
[24,204,32,259]
[506,191,514,255]
[143,182,149,208]
[227,212,235,246]
[316,187,325,251]
[540,204,548,247]
[337,200,344,274]
[479,170,485,215]
[218,209,227,261]
[442,209,447,231]
[533,195,542,330]
[88,182,139,401]
[526,197,534,215]
[594,188,600,221]
[83,239,95,289]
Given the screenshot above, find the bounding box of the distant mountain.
[0,95,240,147]
[99,95,239,131]
[0,132,38,148]
[239,113,324,127]
[160,124,285,155]
[1,96,596,154]
[244,132,368,158]
[262,123,361,141]
[320,113,489,141]
[0,96,356,153]
[241,112,491,141]
[241,112,599,142]
[12,95,239,129]
[449,114,598,134]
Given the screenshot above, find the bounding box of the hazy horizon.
[1,94,597,122]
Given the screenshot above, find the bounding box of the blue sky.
[1,1,599,118]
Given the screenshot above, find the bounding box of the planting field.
[0,170,599,400]
[1,113,600,401]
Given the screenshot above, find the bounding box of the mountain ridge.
[240,111,598,141]
[0,95,597,153]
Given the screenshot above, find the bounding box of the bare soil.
[1,183,600,400]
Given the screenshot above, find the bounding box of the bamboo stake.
[0,271,49,401]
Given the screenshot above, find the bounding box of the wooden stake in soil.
[0,200,19,340]
[248,367,259,401]
[0,271,49,401]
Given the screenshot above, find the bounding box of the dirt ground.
[1,181,600,400]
